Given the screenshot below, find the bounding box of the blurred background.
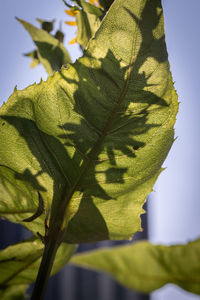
[0,0,200,299]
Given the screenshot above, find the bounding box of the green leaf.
[76,10,101,48]
[0,238,76,286]
[0,0,178,243]
[0,284,28,300]
[17,18,71,75]
[79,0,103,17]
[0,166,45,236]
[71,239,200,295]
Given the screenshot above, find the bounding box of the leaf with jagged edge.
[0,0,178,243]
[17,18,71,75]
[0,238,76,287]
[71,239,200,295]
[0,284,28,300]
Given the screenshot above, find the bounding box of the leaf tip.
[15,16,22,23]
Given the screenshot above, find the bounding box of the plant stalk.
[31,239,60,300]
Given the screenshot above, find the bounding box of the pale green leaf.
[0,284,28,300]
[0,0,178,243]
[76,10,101,48]
[71,239,200,295]
[79,0,103,17]
[17,18,71,75]
[0,166,45,236]
[0,238,76,286]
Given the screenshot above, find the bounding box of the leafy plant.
[0,0,198,299]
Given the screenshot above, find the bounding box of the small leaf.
[17,18,71,75]
[0,238,76,286]
[71,239,200,295]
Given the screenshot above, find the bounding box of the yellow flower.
[89,0,101,7]
[65,0,100,44]
[65,9,79,17]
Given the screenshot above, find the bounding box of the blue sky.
[0,1,200,299]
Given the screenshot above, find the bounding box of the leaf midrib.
[55,2,144,226]
[62,20,139,221]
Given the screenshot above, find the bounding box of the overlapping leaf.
[71,239,200,295]
[76,9,101,48]
[0,0,178,243]
[0,284,28,300]
[18,19,71,75]
[0,238,76,287]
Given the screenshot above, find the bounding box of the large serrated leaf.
[0,0,178,243]
[0,238,76,286]
[70,239,200,295]
[17,19,71,75]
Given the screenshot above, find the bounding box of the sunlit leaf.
[0,0,178,243]
[71,239,200,295]
[0,238,76,286]
[79,0,103,17]
[17,18,71,75]
[76,9,101,48]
